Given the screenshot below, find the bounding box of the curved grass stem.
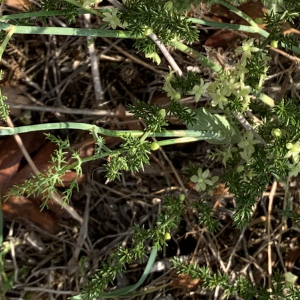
[0,123,228,141]
[0,25,15,62]
[215,0,300,55]
[0,22,141,38]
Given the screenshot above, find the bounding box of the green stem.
[216,0,259,29]
[0,25,15,62]
[215,0,300,55]
[0,22,140,38]
[189,18,260,34]
[0,123,228,140]
[170,40,223,74]
[251,90,274,107]
[71,246,158,299]
[157,136,215,146]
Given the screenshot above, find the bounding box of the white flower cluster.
[188,38,270,112]
[190,168,219,195]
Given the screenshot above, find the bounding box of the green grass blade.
[71,246,158,299]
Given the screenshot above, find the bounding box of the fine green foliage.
[172,258,300,299]
[121,0,198,44]
[78,195,184,300]
[6,134,83,208]
[1,0,300,298]
[0,71,8,121]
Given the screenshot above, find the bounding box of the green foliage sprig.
[120,0,198,44]
[79,194,185,300]
[172,258,300,299]
[0,71,8,122]
[6,134,83,207]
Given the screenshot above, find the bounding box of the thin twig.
[106,0,183,76]
[233,112,267,147]
[268,180,277,289]
[225,228,246,272]
[7,116,40,175]
[101,37,167,76]
[84,14,104,105]
[149,33,183,76]
[68,192,91,265]
[268,45,300,64]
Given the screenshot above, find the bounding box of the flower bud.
[237,165,244,173]
[255,18,264,25]
[143,26,153,36]
[158,109,166,119]
[165,232,171,240]
[150,142,160,151]
[271,128,282,138]
[173,92,181,101]
[164,1,173,11]
[178,194,185,201]
[270,40,278,48]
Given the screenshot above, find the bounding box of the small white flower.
[285,142,300,163]
[102,8,124,29]
[221,146,237,167]
[189,79,210,102]
[82,0,102,8]
[238,131,260,161]
[209,89,228,109]
[234,64,249,81]
[235,38,260,62]
[236,81,252,111]
[190,168,218,192]
[221,77,240,97]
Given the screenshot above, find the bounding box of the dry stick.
[106,0,183,77]
[233,112,267,147]
[225,227,246,273]
[68,192,91,265]
[10,240,19,283]
[204,233,227,272]
[107,0,124,10]
[101,36,167,76]
[6,116,83,225]
[23,287,76,295]
[267,181,277,290]
[84,14,104,105]
[260,201,286,271]
[279,178,290,246]
[149,33,183,77]
[268,45,300,64]
[7,116,40,175]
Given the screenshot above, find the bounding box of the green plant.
[172,258,300,299]
[0,0,300,299]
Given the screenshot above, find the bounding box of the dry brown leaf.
[171,273,200,290]
[0,132,45,188]
[204,29,241,49]
[3,195,59,233]
[209,1,266,22]
[5,0,30,11]
[205,1,267,49]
